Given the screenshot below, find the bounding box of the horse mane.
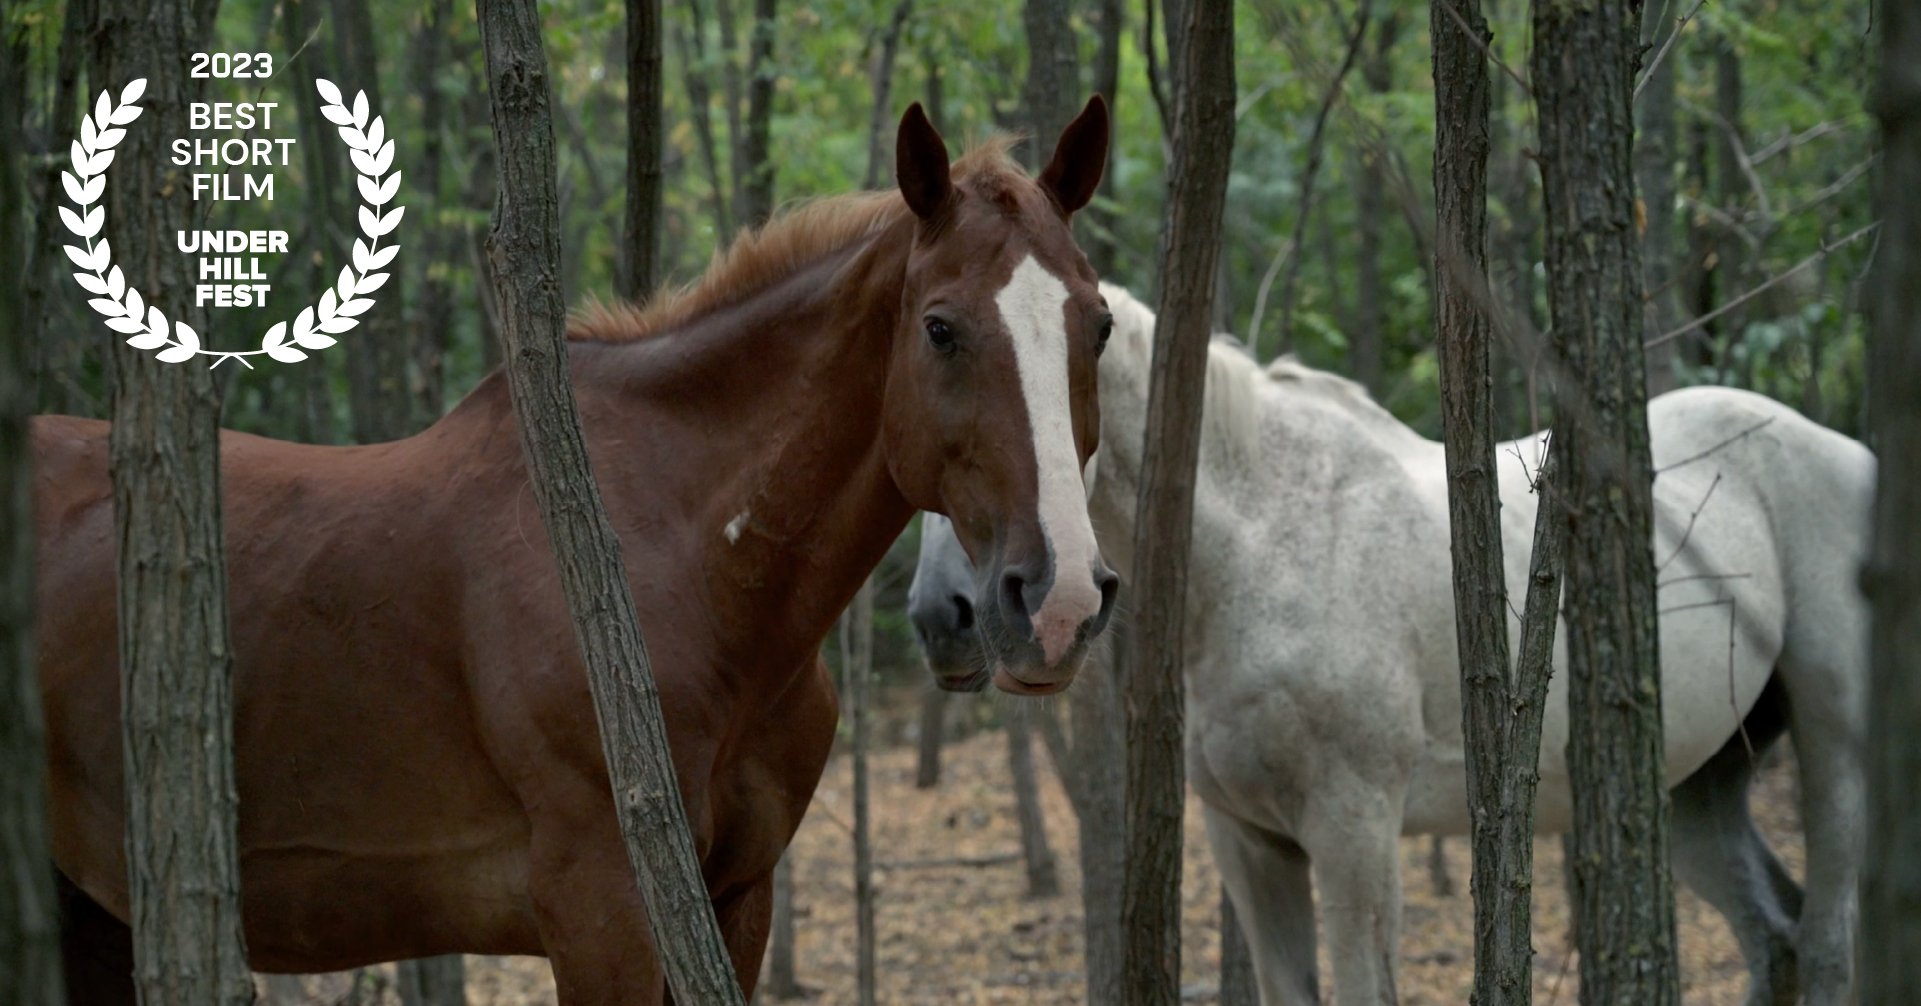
[571,137,1026,344]
[1099,283,1265,464]
[1263,356,1431,451]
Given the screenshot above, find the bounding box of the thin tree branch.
[1644,222,1880,349]
[1633,0,1708,102]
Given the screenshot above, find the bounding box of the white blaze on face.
[996,255,1103,665]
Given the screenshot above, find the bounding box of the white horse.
[906,284,1871,1006]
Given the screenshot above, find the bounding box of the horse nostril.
[952,595,974,632]
[1001,571,1029,618]
[1093,567,1120,626]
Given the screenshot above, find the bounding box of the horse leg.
[527,816,667,1006]
[1300,800,1402,1006]
[1203,804,1319,1006]
[1781,669,1864,1006]
[1668,677,1799,1006]
[56,868,136,1006]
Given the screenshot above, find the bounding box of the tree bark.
[1860,0,1921,996]
[1636,0,1682,394]
[860,1,914,190]
[840,580,877,1006]
[1531,0,1680,998]
[1084,0,1124,275]
[914,680,946,789]
[23,0,92,417]
[762,853,802,999]
[475,1,744,999]
[282,0,342,444]
[1352,6,1400,396]
[0,9,63,1000]
[1035,643,1127,1003]
[1022,0,1080,169]
[91,0,254,1000]
[1121,2,1234,1001]
[620,0,663,298]
[1005,708,1060,898]
[737,0,777,228]
[1218,890,1257,1006]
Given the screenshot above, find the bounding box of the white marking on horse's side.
[996,255,1102,665]
[724,510,749,544]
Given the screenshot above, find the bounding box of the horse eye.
[925,317,957,354]
[1095,315,1114,356]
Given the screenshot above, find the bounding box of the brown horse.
[35,99,1115,1003]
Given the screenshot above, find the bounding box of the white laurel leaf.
[107,266,125,299]
[106,315,146,334]
[358,205,380,238]
[294,305,316,339]
[95,127,125,148]
[81,115,98,149]
[365,117,384,152]
[336,266,357,299]
[334,297,374,318]
[145,305,166,337]
[73,272,108,295]
[88,297,124,315]
[62,244,94,270]
[268,343,309,363]
[88,239,110,273]
[60,206,99,239]
[171,321,201,352]
[320,103,357,127]
[88,149,116,175]
[70,140,90,173]
[317,315,358,335]
[338,125,366,149]
[156,344,198,363]
[352,271,389,295]
[364,243,399,271]
[298,333,338,350]
[356,174,384,206]
[374,171,401,204]
[94,92,113,129]
[121,324,166,344]
[371,139,394,176]
[110,102,142,126]
[262,322,288,350]
[315,78,343,107]
[319,288,339,320]
[349,147,380,177]
[81,174,105,203]
[351,91,369,128]
[379,206,404,234]
[125,287,142,319]
[119,78,147,106]
[61,171,88,204]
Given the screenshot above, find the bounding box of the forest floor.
[268,707,1804,1006]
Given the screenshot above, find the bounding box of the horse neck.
[571,223,918,674]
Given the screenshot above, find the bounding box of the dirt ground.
[268,717,1804,1005]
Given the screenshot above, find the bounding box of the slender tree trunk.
[1122,3,1234,1001]
[1428,835,1454,897]
[761,853,801,999]
[671,6,735,240]
[1636,0,1682,393]
[1022,0,1079,168]
[407,0,455,425]
[713,0,746,214]
[738,0,777,228]
[282,0,341,444]
[1532,0,1680,999]
[1352,7,1400,396]
[861,1,914,190]
[332,0,413,443]
[1005,708,1060,898]
[92,1,253,1000]
[397,956,466,1006]
[23,0,91,417]
[0,10,63,1000]
[475,1,744,998]
[1860,1,1921,996]
[1085,0,1124,275]
[620,0,663,298]
[1710,35,1748,353]
[1037,644,1128,1003]
[1218,891,1257,1006]
[914,681,946,789]
[840,581,877,1006]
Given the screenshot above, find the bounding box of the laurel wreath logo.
[61,77,403,368]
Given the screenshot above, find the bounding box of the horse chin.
[933,668,990,693]
[991,664,1073,697]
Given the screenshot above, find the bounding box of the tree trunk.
[23,0,92,417]
[1022,0,1079,169]
[1035,644,1128,1003]
[475,1,744,999]
[1710,35,1748,355]
[1531,0,1680,998]
[407,0,456,424]
[1005,708,1060,898]
[1860,1,1921,996]
[397,956,466,1006]
[738,0,777,228]
[91,0,254,1000]
[620,0,663,298]
[1218,890,1257,1006]
[861,1,914,190]
[761,853,802,999]
[331,0,414,443]
[1085,0,1124,275]
[840,580,877,1006]
[914,680,945,789]
[1636,0,1682,393]
[282,0,342,444]
[1352,7,1400,396]
[671,6,735,240]
[1121,3,1235,1001]
[0,9,63,999]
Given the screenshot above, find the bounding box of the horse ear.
[1040,95,1110,217]
[896,103,953,221]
